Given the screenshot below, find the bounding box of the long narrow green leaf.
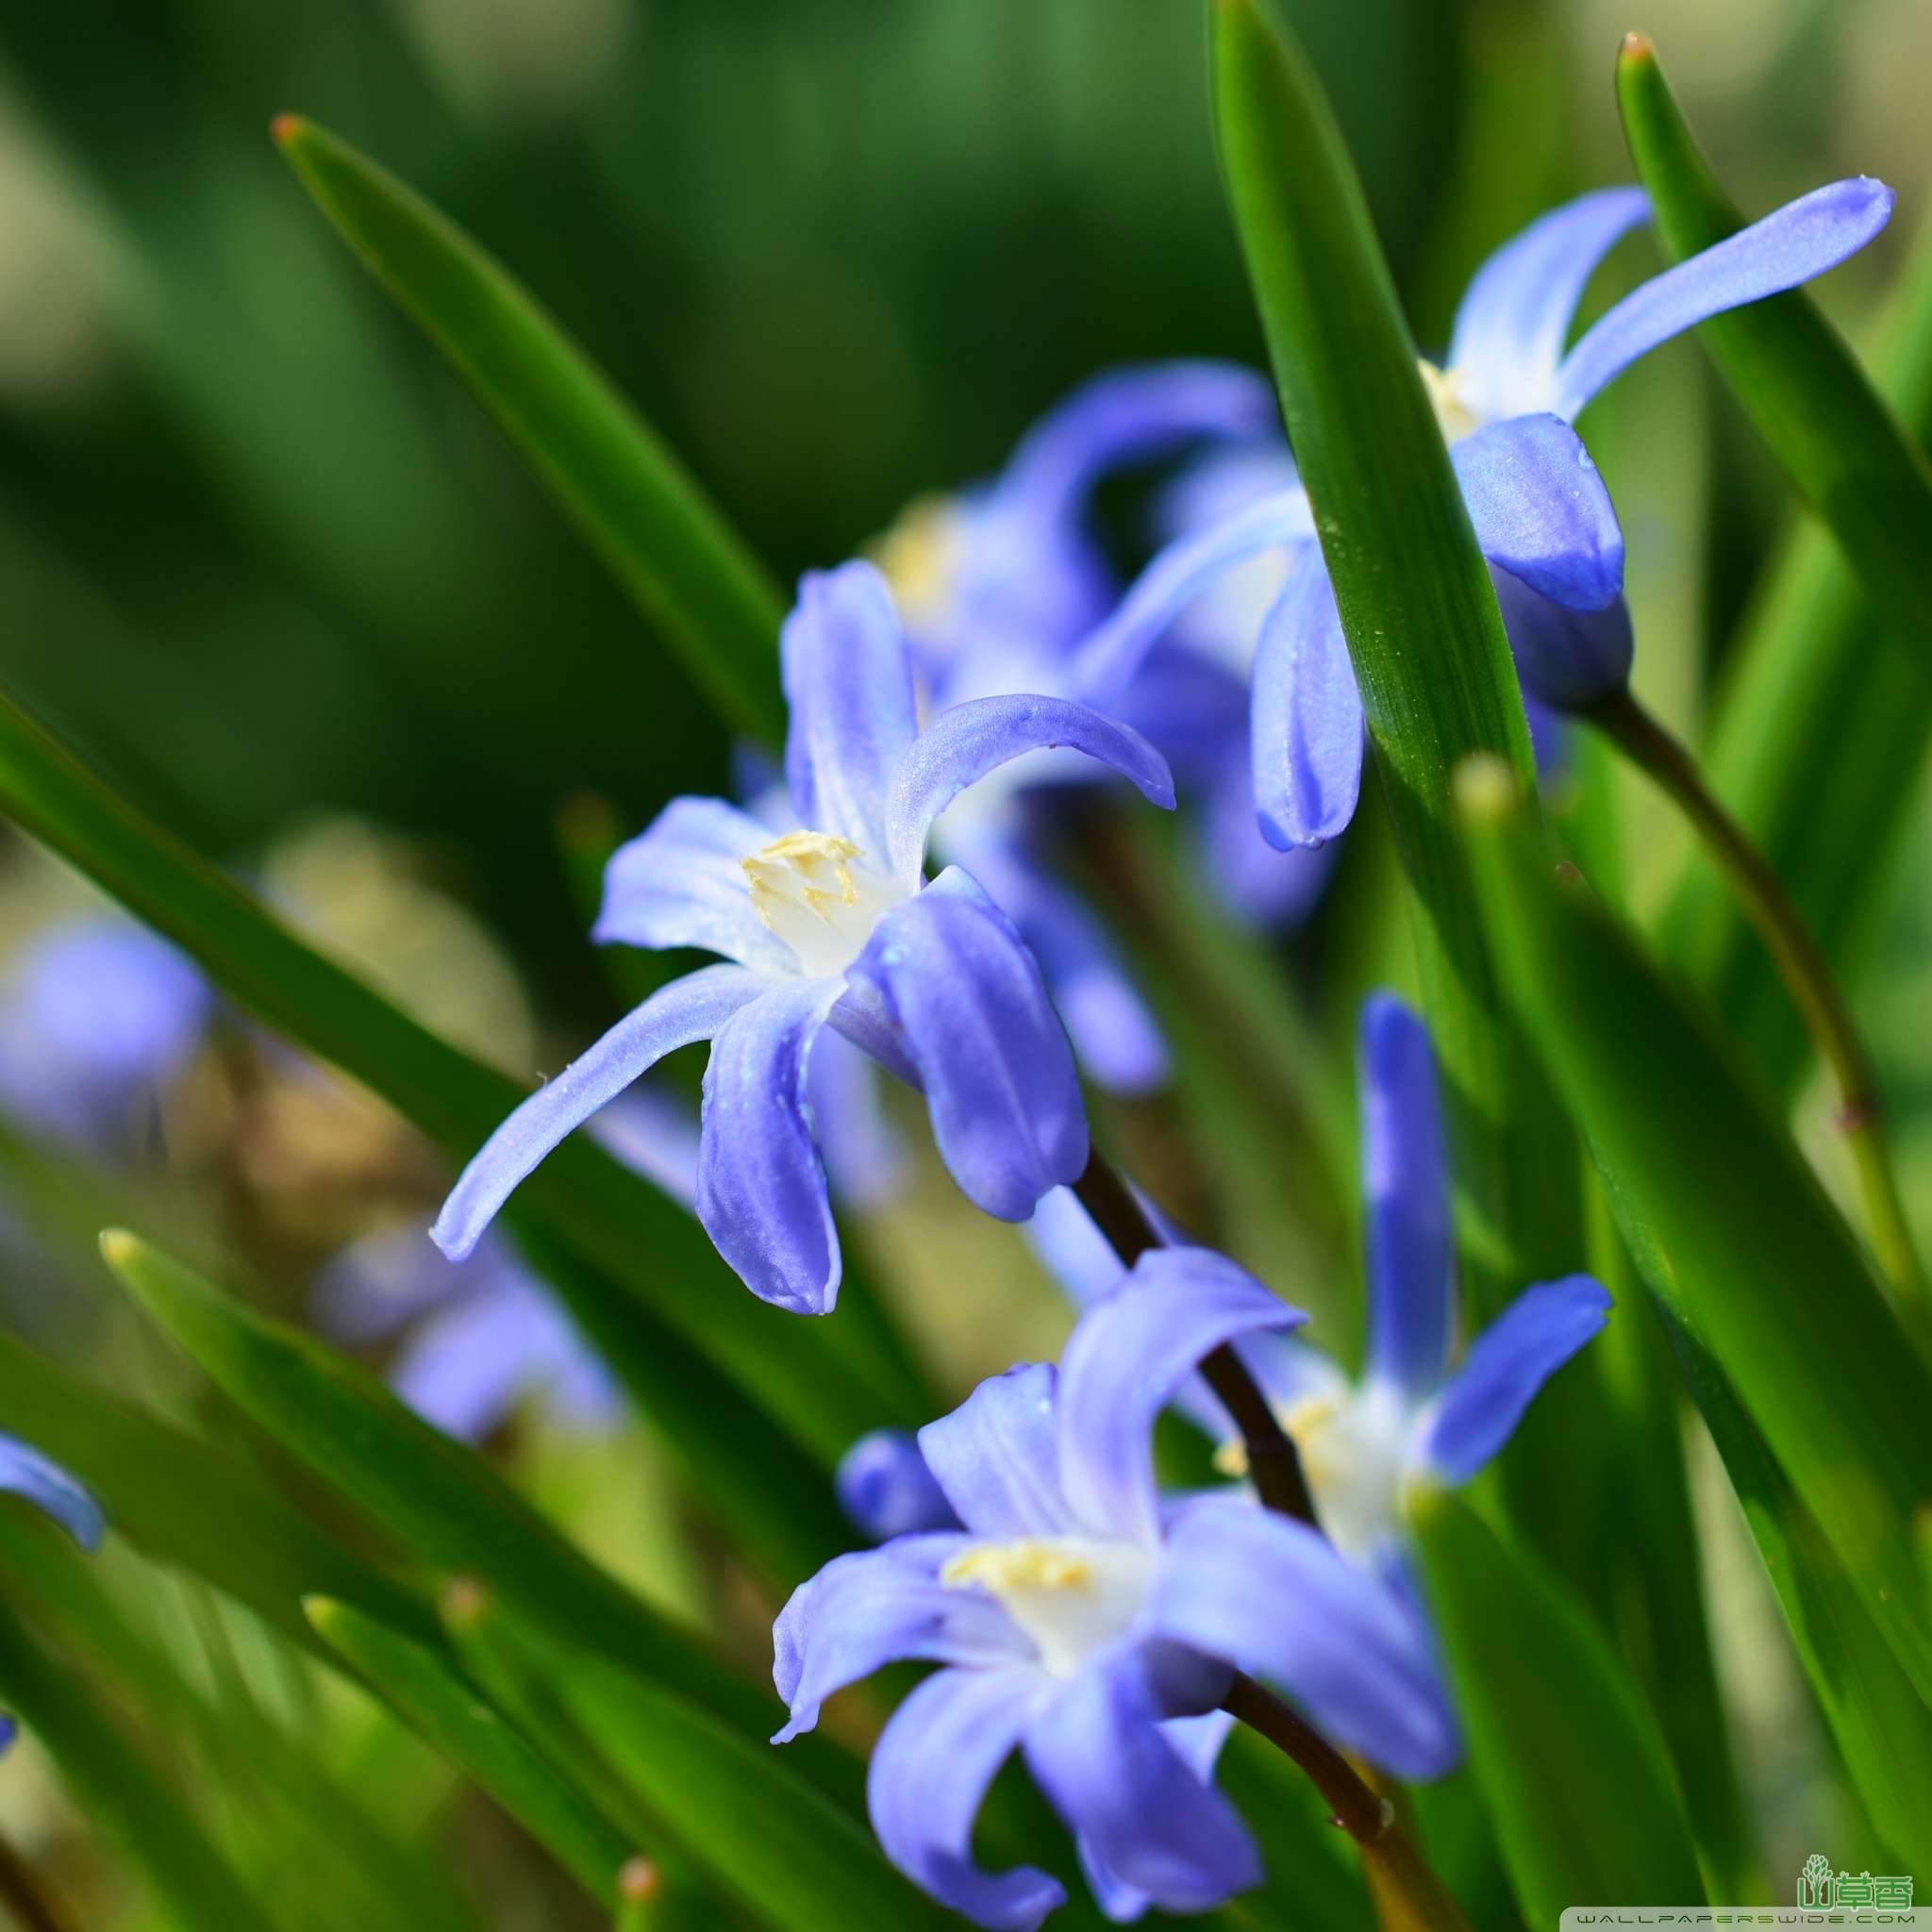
[0,677,917,1558]
[556,1652,954,1932]
[97,1230,776,1747]
[0,1519,475,1932]
[1663,218,1932,1090]
[273,116,787,746]
[1409,1487,1705,1922]
[0,1327,436,1659]
[1208,0,1576,1311]
[1208,0,1607,1605]
[306,1597,639,1908]
[1617,36,1932,665]
[1653,1303,1932,1869]
[1457,760,1932,1703]
[0,1596,283,1932]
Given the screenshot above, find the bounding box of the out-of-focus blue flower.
[0,1433,103,1753]
[880,363,1332,1096]
[835,1428,962,1542]
[1077,179,1893,848]
[432,560,1174,1315]
[320,1093,697,1441]
[0,916,210,1152]
[774,1251,1459,1928]
[1208,995,1610,1566]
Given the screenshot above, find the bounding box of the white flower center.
[1419,359,1482,444]
[741,830,904,978]
[941,1537,1154,1678]
[1215,1381,1412,1563]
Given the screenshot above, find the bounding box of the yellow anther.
[1417,359,1480,444]
[741,831,861,929]
[874,493,967,630]
[941,1541,1094,1595]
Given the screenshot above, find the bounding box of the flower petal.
[958,836,1167,1095]
[0,1435,102,1552]
[1447,188,1649,420]
[588,1088,702,1209]
[836,1429,963,1542]
[992,361,1280,531]
[591,796,794,972]
[1057,1247,1305,1544]
[804,1029,903,1210]
[696,977,844,1313]
[1451,414,1623,609]
[1250,559,1364,849]
[1555,176,1894,421]
[1203,755,1337,928]
[886,701,1174,885]
[1155,1498,1461,1778]
[850,870,1088,1221]
[1419,1275,1612,1483]
[1024,1658,1261,1918]
[867,1666,1065,1932]
[920,1362,1077,1540]
[781,560,920,855]
[1360,994,1454,1401]
[431,965,766,1261]
[772,1536,1027,1744]
[1491,569,1635,711]
[1072,490,1314,701]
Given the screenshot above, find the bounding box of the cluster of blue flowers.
[0,169,1890,1924]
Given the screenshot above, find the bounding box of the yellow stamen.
[941,1541,1095,1594]
[741,831,861,930]
[1418,359,1480,443]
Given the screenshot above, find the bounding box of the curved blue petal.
[0,1435,103,1552]
[696,977,844,1313]
[1360,994,1454,1401]
[1072,491,1314,702]
[1057,1248,1304,1545]
[781,561,920,855]
[886,701,1174,886]
[992,362,1280,532]
[836,1429,963,1542]
[803,1028,903,1210]
[1155,1498,1461,1778]
[1421,1275,1612,1483]
[850,871,1088,1221]
[1492,569,1635,711]
[1448,188,1650,420]
[919,1362,1076,1541]
[1024,1658,1260,1918]
[591,796,794,972]
[956,836,1167,1095]
[1555,176,1894,421]
[431,965,766,1261]
[1250,560,1364,850]
[1451,414,1623,609]
[772,1536,1028,1744]
[868,1666,1065,1932]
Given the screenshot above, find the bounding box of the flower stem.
[1587,688,1930,1320]
[1223,1674,1472,1932]
[1069,1149,1319,1524]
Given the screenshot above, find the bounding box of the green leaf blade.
[1410,1487,1706,1921]
[306,1596,639,1908]
[1457,761,1932,1704]
[273,115,787,745]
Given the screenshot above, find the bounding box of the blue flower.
[878,362,1331,1097]
[835,1428,962,1542]
[0,1434,102,1753]
[432,560,1174,1313]
[324,1093,699,1441]
[0,915,210,1152]
[1205,994,1611,1567]
[774,1251,1458,1929]
[1075,179,1893,848]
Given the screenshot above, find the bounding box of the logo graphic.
[1797,1853,1915,1911]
